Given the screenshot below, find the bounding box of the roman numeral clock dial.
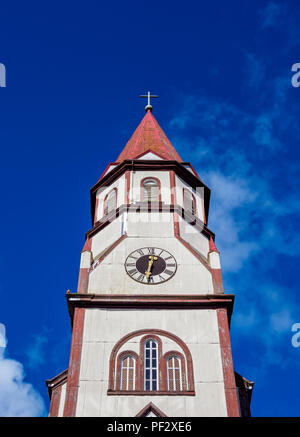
[125,247,177,285]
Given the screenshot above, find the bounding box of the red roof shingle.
[117,110,182,162]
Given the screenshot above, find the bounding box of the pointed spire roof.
[117,109,182,162]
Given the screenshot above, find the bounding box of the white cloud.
[258,2,282,29]
[243,52,265,89]
[0,323,6,352]
[25,331,49,370]
[252,114,280,150]
[203,171,259,272]
[270,309,293,334]
[0,324,46,417]
[234,309,260,330]
[231,280,299,378]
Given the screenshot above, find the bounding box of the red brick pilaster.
[49,386,61,417]
[63,307,85,417]
[217,308,240,417]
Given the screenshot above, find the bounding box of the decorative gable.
[136,402,167,417]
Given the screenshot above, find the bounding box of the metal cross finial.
[140,91,158,112]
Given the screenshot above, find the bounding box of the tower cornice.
[66,292,235,327]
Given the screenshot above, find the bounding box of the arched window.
[120,355,136,391]
[141,178,160,202]
[104,188,117,215]
[108,329,194,396]
[166,355,183,391]
[144,339,158,391]
[116,351,139,391]
[183,188,196,217]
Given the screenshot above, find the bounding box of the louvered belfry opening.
[143,178,159,202]
[104,189,117,215]
[183,189,196,216]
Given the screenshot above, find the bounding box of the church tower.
[46,96,254,417]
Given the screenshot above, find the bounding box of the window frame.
[116,350,139,391]
[143,339,159,391]
[183,188,197,217]
[140,334,162,392]
[120,355,136,391]
[164,351,187,392]
[140,177,162,203]
[103,187,118,216]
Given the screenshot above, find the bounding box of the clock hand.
[145,256,154,278]
[145,255,158,279]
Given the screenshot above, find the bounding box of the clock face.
[125,247,177,285]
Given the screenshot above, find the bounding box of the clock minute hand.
[145,255,157,279]
[145,256,154,279]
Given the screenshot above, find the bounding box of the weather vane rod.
[140,91,158,112]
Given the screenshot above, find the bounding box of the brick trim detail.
[125,170,130,204]
[135,402,167,417]
[63,307,85,417]
[108,390,195,396]
[217,308,240,417]
[77,268,89,293]
[48,385,62,417]
[211,268,224,295]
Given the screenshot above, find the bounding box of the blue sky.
[0,0,300,417]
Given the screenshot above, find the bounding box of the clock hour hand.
[145,255,157,279]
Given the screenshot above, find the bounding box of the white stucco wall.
[137,152,163,160]
[91,216,124,262]
[87,216,213,294]
[73,308,227,417]
[178,216,209,260]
